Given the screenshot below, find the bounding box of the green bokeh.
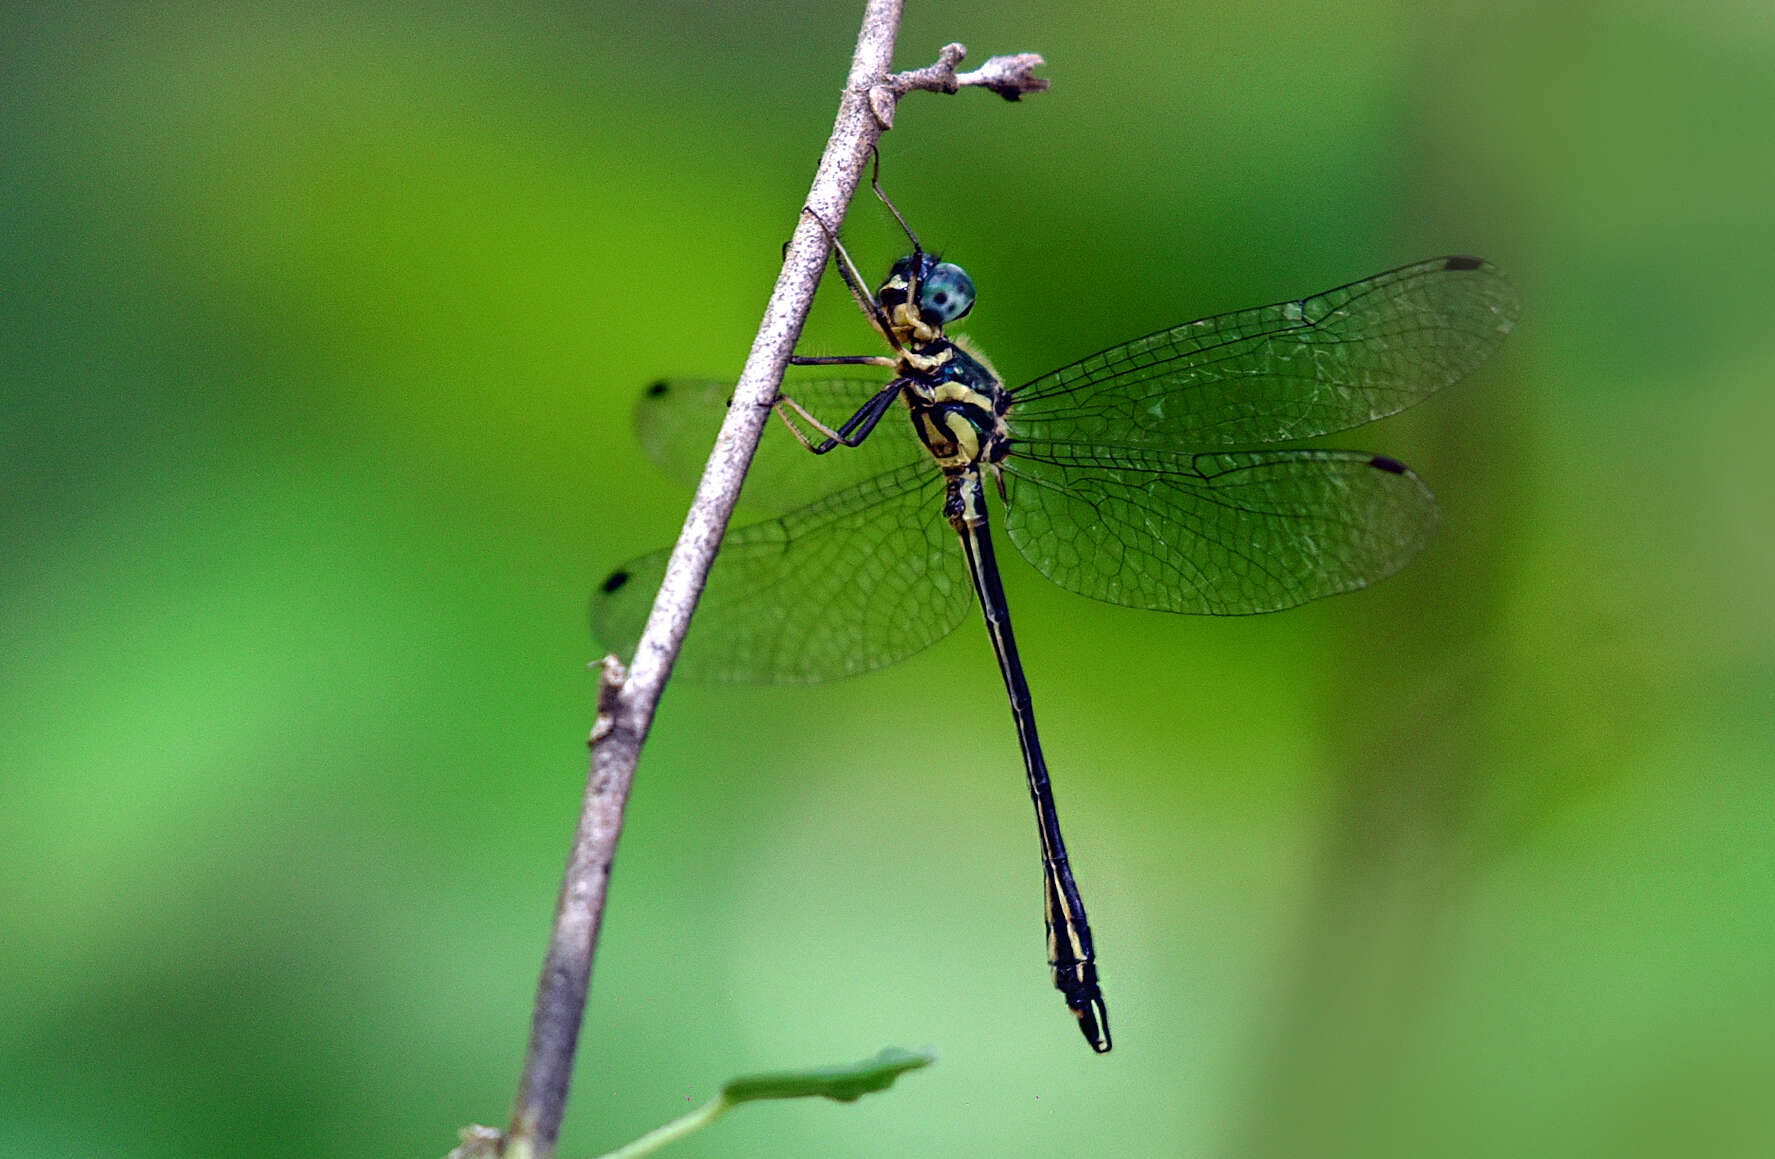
[4,2,1771,1157]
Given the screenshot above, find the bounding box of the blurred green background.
[5,1,1771,1156]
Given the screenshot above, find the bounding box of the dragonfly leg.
[774,379,906,454]
[801,203,904,352]
[788,353,898,367]
[867,147,923,260]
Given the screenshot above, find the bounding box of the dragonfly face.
[877,253,976,350]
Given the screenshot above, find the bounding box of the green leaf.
[591,1048,934,1159]
[719,1047,935,1105]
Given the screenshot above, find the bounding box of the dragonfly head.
[877,253,975,346]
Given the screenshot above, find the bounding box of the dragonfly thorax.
[905,338,1011,474]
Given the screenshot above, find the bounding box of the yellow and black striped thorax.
[902,338,1010,472]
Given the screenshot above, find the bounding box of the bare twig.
[868,44,1049,128]
[956,54,1051,100]
[587,655,625,746]
[489,3,1046,1156]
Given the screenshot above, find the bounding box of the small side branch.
[869,44,1049,128]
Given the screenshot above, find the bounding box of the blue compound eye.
[917,262,975,325]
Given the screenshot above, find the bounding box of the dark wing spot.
[645,380,670,397]
[600,569,631,593]
[1443,255,1484,271]
[1368,455,1409,475]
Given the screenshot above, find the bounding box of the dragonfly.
[592,184,1519,1053]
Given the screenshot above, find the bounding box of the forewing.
[634,378,926,515]
[1002,442,1438,615]
[592,463,972,682]
[1010,257,1519,449]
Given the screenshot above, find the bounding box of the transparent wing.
[634,377,927,515]
[1001,441,1438,615]
[1009,257,1519,449]
[592,463,972,682]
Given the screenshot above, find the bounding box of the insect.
[593,177,1519,1052]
